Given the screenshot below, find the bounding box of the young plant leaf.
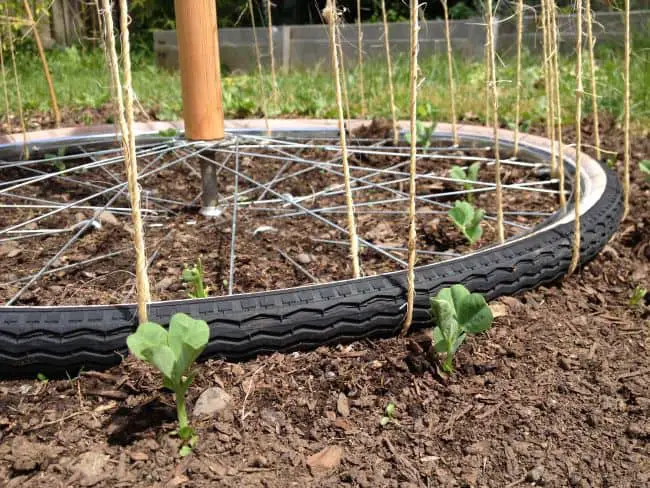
[126,322,168,361]
[429,285,494,373]
[457,294,493,333]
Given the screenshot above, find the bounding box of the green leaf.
[639,160,650,174]
[380,416,390,426]
[465,223,483,244]
[148,344,177,381]
[451,333,466,353]
[469,208,485,229]
[385,402,396,417]
[457,294,494,334]
[448,284,470,316]
[179,445,193,457]
[432,326,447,353]
[467,162,481,182]
[449,166,466,181]
[431,297,458,346]
[448,201,473,227]
[127,322,168,361]
[168,313,210,377]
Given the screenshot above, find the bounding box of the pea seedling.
[182,259,209,298]
[430,285,494,373]
[405,103,437,148]
[127,313,210,455]
[380,402,396,427]
[629,285,648,307]
[449,162,481,202]
[640,160,650,181]
[448,200,485,245]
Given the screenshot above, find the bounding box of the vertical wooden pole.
[174,0,224,213]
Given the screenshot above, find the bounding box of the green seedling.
[449,162,481,202]
[182,259,209,298]
[36,372,48,383]
[640,160,650,181]
[629,285,648,307]
[127,313,210,455]
[405,103,438,148]
[448,200,485,245]
[430,285,494,373]
[380,401,396,427]
[158,128,179,138]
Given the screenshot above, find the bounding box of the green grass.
[2,41,649,128]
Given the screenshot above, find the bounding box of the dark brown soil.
[0,115,648,487]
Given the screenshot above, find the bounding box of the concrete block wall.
[154,11,650,73]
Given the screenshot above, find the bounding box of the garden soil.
[0,115,648,487]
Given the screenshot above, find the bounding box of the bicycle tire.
[0,121,623,377]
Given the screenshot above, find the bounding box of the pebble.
[192,387,233,418]
[306,445,343,476]
[525,465,545,483]
[296,253,312,264]
[337,392,350,417]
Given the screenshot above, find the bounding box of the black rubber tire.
[0,130,623,377]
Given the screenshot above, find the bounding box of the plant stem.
[176,391,189,434]
[443,354,454,372]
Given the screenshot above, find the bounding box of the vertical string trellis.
[99,0,151,322]
[4,13,28,158]
[441,0,458,146]
[336,33,352,130]
[0,17,12,132]
[266,0,279,101]
[513,0,523,155]
[324,0,360,279]
[356,0,366,117]
[400,0,420,336]
[569,0,584,275]
[585,0,601,161]
[248,0,270,133]
[380,0,399,146]
[485,0,505,243]
[542,0,557,176]
[22,0,61,128]
[550,0,566,206]
[623,0,631,217]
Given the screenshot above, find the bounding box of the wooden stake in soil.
[324,0,360,279]
[248,0,270,133]
[569,0,584,275]
[173,0,225,215]
[400,0,420,336]
[99,0,151,322]
[486,0,504,243]
[513,0,523,155]
[441,0,458,146]
[380,0,399,145]
[22,0,61,128]
[266,0,279,101]
[356,0,366,117]
[585,0,601,161]
[623,0,631,217]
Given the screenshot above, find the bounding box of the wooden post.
[174,0,225,214]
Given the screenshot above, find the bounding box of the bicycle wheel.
[0,120,622,377]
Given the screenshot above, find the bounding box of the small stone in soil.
[306,445,344,476]
[526,465,545,483]
[296,253,312,264]
[249,454,269,468]
[337,392,350,417]
[192,387,233,418]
